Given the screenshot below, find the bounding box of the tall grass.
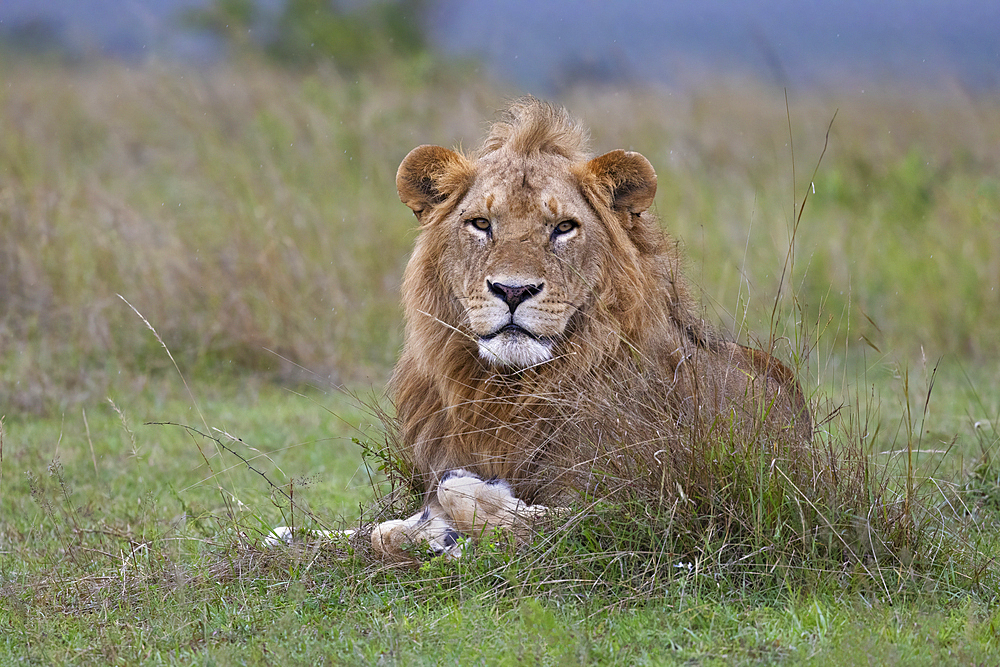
[559,81,1000,362]
[2,63,998,415]
[0,62,493,412]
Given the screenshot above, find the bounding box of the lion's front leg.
[370,500,463,561]
[436,469,548,541]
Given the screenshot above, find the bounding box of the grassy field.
[3,369,999,664]
[2,61,1000,664]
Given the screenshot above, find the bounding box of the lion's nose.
[487,280,543,314]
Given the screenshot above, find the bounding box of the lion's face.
[439,153,609,367]
[397,137,657,370]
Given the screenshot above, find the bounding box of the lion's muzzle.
[475,278,557,368]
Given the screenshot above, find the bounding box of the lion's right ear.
[397,145,473,221]
[585,150,657,215]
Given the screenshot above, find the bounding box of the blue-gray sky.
[2,0,997,89]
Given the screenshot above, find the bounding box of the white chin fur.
[478,332,553,368]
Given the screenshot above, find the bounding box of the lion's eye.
[552,220,578,236]
[467,218,492,234]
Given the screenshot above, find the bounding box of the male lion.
[369,97,811,561]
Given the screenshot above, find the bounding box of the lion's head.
[395,100,694,374]
[397,104,658,370]
[390,98,810,502]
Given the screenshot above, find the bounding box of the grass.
[2,367,999,664]
[2,59,1000,663]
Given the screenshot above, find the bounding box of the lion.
[368,97,812,561]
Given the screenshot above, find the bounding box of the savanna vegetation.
[2,9,1000,662]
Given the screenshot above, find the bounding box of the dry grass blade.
[118,294,210,436]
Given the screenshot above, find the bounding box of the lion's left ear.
[585,150,657,214]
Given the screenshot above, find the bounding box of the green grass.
[1,378,380,535]
[3,361,999,664]
[3,61,1000,664]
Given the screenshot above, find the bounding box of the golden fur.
[374,98,811,558]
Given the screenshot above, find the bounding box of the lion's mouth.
[476,322,555,368]
[480,323,543,342]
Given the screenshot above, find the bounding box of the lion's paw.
[437,469,547,538]
[370,507,464,561]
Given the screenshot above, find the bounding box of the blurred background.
[1,0,998,415]
[2,0,998,89]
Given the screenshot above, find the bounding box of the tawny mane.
[390,97,811,508]
[480,98,591,160]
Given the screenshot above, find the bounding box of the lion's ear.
[586,150,657,214]
[397,145,472,220]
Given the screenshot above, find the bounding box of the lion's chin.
[477,331,553,369]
